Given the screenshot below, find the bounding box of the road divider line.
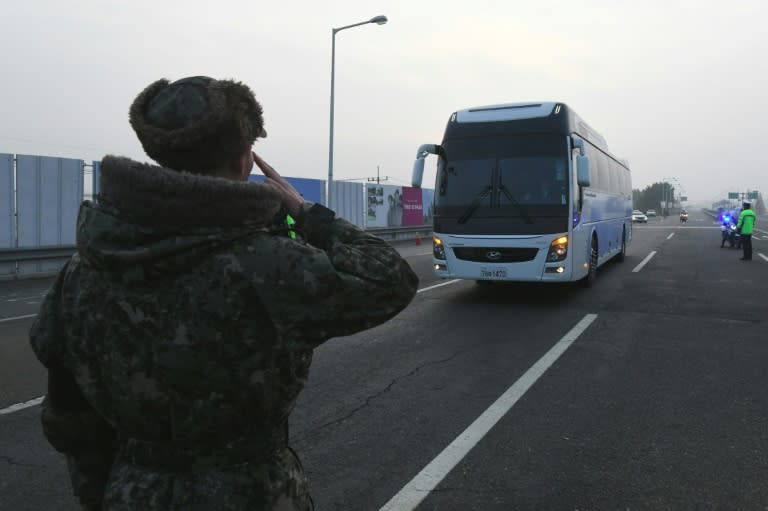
[636,226,719,229]
[759,253,768,262]
[0,396,44,415]
[0,313,37,323]
[632,251,657,273]
[379,313,598,511]
[417,280,460,294]
[666,233,675,240]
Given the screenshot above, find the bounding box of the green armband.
[285,214,297,240]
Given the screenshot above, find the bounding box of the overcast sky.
[2,0,765,203]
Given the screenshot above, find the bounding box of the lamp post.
[327,15,388,209]
[661,177,674,217]
[662,177,681,216]
[670,177,682,213]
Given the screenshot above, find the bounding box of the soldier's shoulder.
[230,231,326,269]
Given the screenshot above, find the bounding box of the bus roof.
[456,102,559,123]
[448,102,610,154]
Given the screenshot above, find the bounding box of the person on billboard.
[387,188,403,226]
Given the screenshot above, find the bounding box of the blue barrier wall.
[248,175,324,203]
[15,155,83,275]
[0,154,13,276]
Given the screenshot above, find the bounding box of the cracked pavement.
[292,350,466,445]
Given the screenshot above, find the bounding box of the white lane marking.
[379,313,598,511]
[0,396,44,415]
[759,253,768,262]
[0,314,37,323]
[666,233,675,240]
[632,251,657,273]
[415,251,434,256]
[417,280,460,294]
[636,226,719,229]
[0,292,46,301]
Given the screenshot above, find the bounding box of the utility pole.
[367,166,388,184]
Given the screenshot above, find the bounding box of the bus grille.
[452,247,539,263]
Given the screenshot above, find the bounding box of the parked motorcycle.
[720,220,741,248]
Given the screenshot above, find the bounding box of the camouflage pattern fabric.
[30,156,419,510]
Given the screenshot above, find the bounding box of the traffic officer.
[737,200,757,260]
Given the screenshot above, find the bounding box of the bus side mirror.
[412,144,439,188]
[577,155,591,187]
[412,158,425,188]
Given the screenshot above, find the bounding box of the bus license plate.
[480,268,507,279]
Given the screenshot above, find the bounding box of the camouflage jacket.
[30,156,418,510]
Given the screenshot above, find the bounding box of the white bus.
[411,102,632,286]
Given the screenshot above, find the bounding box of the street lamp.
[327,15,388,208]
[670,177,683,212]
[661,177,675,217]
[671,178,685,206]
[661,177,681,216]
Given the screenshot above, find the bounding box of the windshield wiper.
[457,186,492,224]
[499,185,534,224]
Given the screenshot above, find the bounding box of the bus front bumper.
[432,259,574,282]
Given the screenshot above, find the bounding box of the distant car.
[646,209,657,217]
[632,210,648,223]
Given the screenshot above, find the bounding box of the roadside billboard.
[366,184,427,228]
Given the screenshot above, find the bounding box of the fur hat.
[129,76,266,173]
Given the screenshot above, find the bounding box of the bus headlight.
[433,236,446,260]
[547,235,568,262]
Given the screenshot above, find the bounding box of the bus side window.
[619,165,629,195]
[598,153,610,192]
[608,158,619,194]
[586,146,602,190]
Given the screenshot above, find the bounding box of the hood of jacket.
[77,156,285,279]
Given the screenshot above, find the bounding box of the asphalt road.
[2,209,767,510]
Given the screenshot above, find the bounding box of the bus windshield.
[436,134,569,213]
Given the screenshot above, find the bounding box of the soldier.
[30,76,418,510]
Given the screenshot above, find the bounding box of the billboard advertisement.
[366,184,427,228]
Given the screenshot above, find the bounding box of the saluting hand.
[252,152,304,217]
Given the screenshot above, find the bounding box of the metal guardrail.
[0,246,77,263]
[366,225,433,241]
[0,225,433,264]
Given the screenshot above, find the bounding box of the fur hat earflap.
[129,76,267,174]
